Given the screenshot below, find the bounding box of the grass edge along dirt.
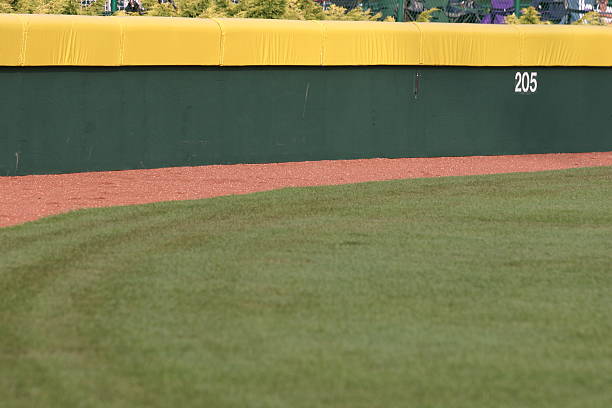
[1,167,611,408]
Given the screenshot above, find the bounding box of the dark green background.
[1,66,610,175]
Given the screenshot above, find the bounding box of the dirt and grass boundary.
[2,151,611,228]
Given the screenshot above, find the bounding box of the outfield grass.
[1,167,611,408]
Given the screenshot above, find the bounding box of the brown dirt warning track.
[1,151,611,228]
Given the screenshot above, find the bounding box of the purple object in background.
[482,0,515,23]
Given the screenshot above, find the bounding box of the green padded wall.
[1,66,610,176]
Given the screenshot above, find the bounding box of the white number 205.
[515,72,538,93]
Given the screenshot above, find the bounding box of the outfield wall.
[1,15,611,175]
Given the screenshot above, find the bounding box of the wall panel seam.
[19,15,27,66]
[210,18,224,66]
[119,19,125,66]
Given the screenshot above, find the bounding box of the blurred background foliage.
[0,0,394,20]
[505,6,550,23]
[2,0,104,14]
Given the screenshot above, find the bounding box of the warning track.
[1,152,611,228]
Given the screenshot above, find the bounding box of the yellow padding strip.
[215,18,322,66]
[122,17,220,66]
[418,23,521,66]
[0,14,26,66]
[23,14,122,66]
[321,20,420,66]
[1,14,612,67]
[519,24,612,66]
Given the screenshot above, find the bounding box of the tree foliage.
[323,4,381,20]
[141,0,178,16]
[178,0,207,17]
[284,0,324,20]
[415,7,438,22]
[572,10,606,25]
[0,0,15,12]
[237,0,287,18]
[1,0,391,21]
[505,6,550,24]
[4,0,104,14]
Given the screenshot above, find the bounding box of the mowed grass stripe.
[1,167,611,408]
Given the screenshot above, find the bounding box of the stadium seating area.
[79,0,612,22]
[404,0,612,24]
[332,0,611,22]
[399,0,612,23]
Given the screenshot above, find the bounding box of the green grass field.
[1,167,611,407]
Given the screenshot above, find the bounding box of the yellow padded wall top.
[23,14,122,66]
[1,14,612,67]
[321,21,420,66]
[121,17,221,66]
[214,18,323,66]
[418,23,521,66]
[0,14,24,66]
[518,24,612,66]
